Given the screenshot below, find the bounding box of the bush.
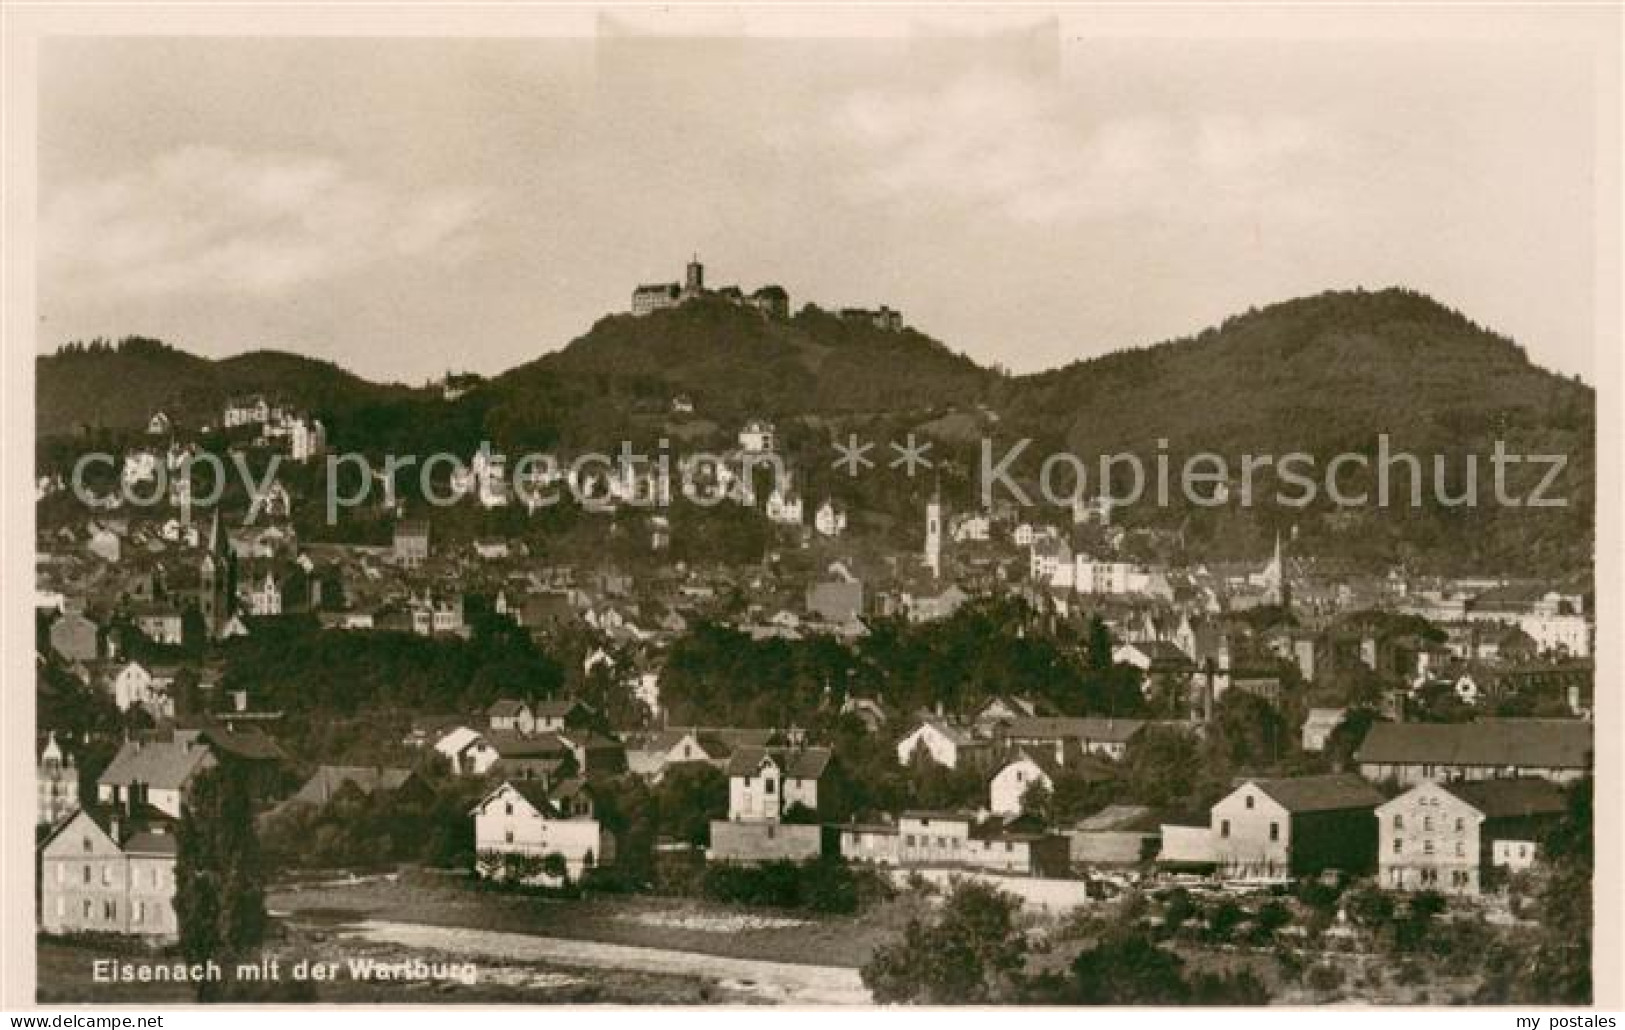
[1306,963,1345,996]
[701,856,877,914]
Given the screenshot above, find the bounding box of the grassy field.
[268,867,928,969]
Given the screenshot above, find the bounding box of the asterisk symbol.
[832,434,875,478]
[889,433,933,477]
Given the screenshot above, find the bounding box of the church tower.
[683,255,705,299]
[924,488,942,580]
[1263,531,1291,609]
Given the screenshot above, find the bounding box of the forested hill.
[35,336,414,436]
[992,288,1594,571]
[36,288,1594,571]
[497,298,994,418]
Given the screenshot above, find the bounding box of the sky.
[35,9,1615,385]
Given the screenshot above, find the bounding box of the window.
[82,899,92,919]
[104,900,116,921]
[765,779,776,794]
[102,865,113,887]
[1424,840,1435,855]
[504,802,513,815]
[1220,819,1230,839]
[504,830,514,844]
[1005,842,1014,852]
[1393,839,1403,854]
[82,866,91,885]
[936,837,946,849]
[1394,815,1404,830]
[1269,822,1280,842]
[82,837,92,853]
[1423,816,1433,832]
[1455,818,1464,832]
[1455,842,1465,857]
[54,864,63,885]
[905,835,916,847]
[1245,795,1254,810]
[135,902,146,924]
[55,897,64,918]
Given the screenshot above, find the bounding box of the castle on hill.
[632,257,789,319]
[630,257,905,330]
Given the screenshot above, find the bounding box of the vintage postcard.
[3,3,1619,1012]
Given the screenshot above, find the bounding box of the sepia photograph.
[4,2,1620,1013]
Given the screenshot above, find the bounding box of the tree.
[1121,726,1202,808]
[174,766,267,1000]
[862,880,1026,1003]
[1019,778,1053,823]
[1085,616,1114,673]
[656,763,728,846]
[1322,708,1382,771]
[1067,930,1190,1004]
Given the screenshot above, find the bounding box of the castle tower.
[684,255,704,298]
[924,488,942,580]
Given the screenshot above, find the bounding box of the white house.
[737,420,776,454]
[107,661,165,714]
[725,747,831,822]
[38,807,179,939]
[896,719,987,770]
[471,779,613,883]
[120,451,159,488]
[814,499,848,538]
[243,571,282,617]
[434,727,500,776]
[1375,778,1567,895]
[766,484,804,525]
[1211,775,1383,880]
[989,751,1059,816]
[950,513,991,543]
[97,735,217,820]
[487,699,535,735]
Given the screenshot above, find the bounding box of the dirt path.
[340,919,872,1005]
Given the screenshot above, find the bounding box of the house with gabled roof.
[434,726,500,776]
[896,718,990,770]
[471,778,614,883]
[989,749,1062,817]
[39,803,180,939]
[97,734,217,819]
[1001,716,1147,764]
[725,746,831,822]
[971,694,1039,736]
[1301,707,1348,754]
[487,698,535,734]
[1355,718,1592,786]
[287,765,433,810]
[1211,774,1384,879]
[1376,777,1568,895]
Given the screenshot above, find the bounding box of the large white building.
[725,746,830,822]
[1375,778,1566,895]
[471,779,613,883]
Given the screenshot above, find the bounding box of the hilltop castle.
[632,257,789,319]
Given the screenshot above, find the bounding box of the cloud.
[41,145,488,299]
[830,72,1334,226]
